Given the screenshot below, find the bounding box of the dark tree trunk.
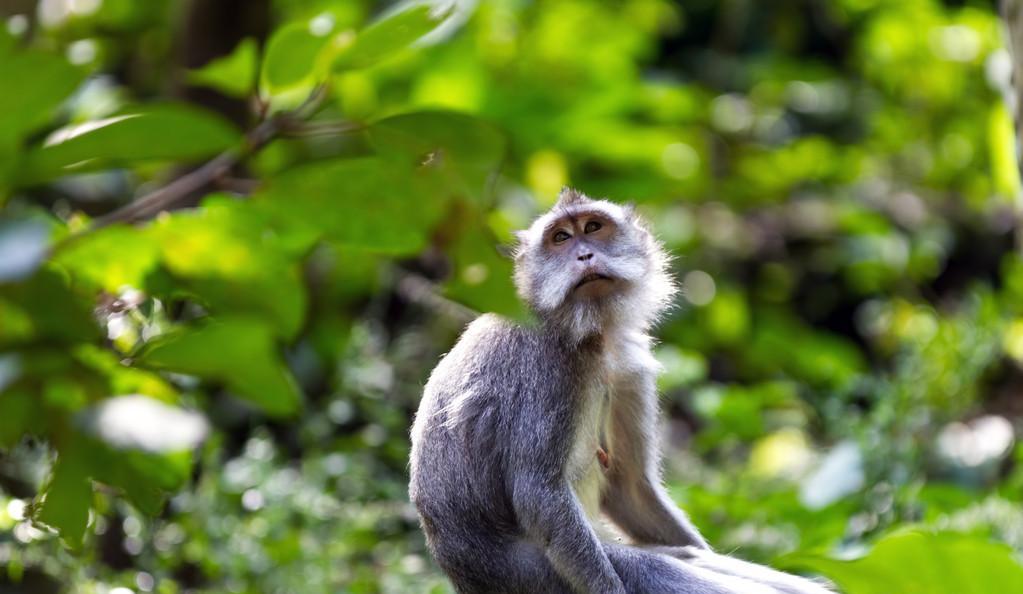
[176,0,272,127]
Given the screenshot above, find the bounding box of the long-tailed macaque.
[410,189,833,594]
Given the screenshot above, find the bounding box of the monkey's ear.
[500,230,529,259]
[497,242,516,259]
[622,202,641,224]
[622,202,652,232]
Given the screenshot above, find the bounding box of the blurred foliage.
[1,0,1022,592]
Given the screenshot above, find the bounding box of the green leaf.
[0,26,15,53]
[76,432,191,516]
[105,449,192,514]
[55,199,307,338]
[74,345,177,402]
[788,531,1023,594]
[255,157,447,254]
[35,428,194,542]
[655,345,708,390]
[747,309,866,389]
[260,21,339,100]
[53,225,160,292]
[188,38,259,99]
[19,104,241,184]
[138,317,302,416]
[443,223,525,318]
[0,48,83,145]
[366,110,505,202]
[0,268,100,347]
[334,3,453,70]
[989,102,1021,199]
[148,197,308,339]
[0,385,42,446]
[35,444,92,546]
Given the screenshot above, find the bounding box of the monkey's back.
[409,314,581,558]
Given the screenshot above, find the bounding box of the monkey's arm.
[602,368,710,549]
[512,472,627,594]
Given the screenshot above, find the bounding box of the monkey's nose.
[577,252,594,261]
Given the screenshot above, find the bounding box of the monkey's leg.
[603,543,782,594]
[490,540,785,594]
[432,538,576,594]
[650,546,834,594]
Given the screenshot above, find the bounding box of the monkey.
[409,189,833,594]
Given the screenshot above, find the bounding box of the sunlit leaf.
[989,102,1021,199]
[189,38,259,99]
[788,531,1023,594]
[19,104,240,184]
[74,345,177,402]
[333,3,453,70]
[149,198,308,339]
[138,317,302,416]
[53,224,160,292]
[260,21,341,101]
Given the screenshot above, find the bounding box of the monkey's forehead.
[523,200,630,237]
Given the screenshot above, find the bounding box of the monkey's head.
[513,188,676,341]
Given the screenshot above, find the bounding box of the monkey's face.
[514,199,654,314]
[544,212,625,301]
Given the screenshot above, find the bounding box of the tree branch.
[395,272,478,325]
[88,86,328,230]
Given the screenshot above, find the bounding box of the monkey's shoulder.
[458,312,524,345]
[426,313,568,400]
[442,314,550,367]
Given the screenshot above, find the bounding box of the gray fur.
[409,189,832,594]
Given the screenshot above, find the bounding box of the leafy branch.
[90,86,328,229]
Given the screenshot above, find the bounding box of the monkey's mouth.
[575,273,612,289]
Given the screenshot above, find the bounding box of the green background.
[1,0,1022,592]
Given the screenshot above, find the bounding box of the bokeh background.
[1,0,1023,592]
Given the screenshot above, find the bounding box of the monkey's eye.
[584,221,602,234]
[552,230,571,244]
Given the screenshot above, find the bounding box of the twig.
[88,86,328,230]
[215,176,261,194]
[280,120,366,138]
[89,149,245,229]
[395,272,478,325]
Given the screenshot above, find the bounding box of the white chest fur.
[567,376,612,526]
[566,330,659,528]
